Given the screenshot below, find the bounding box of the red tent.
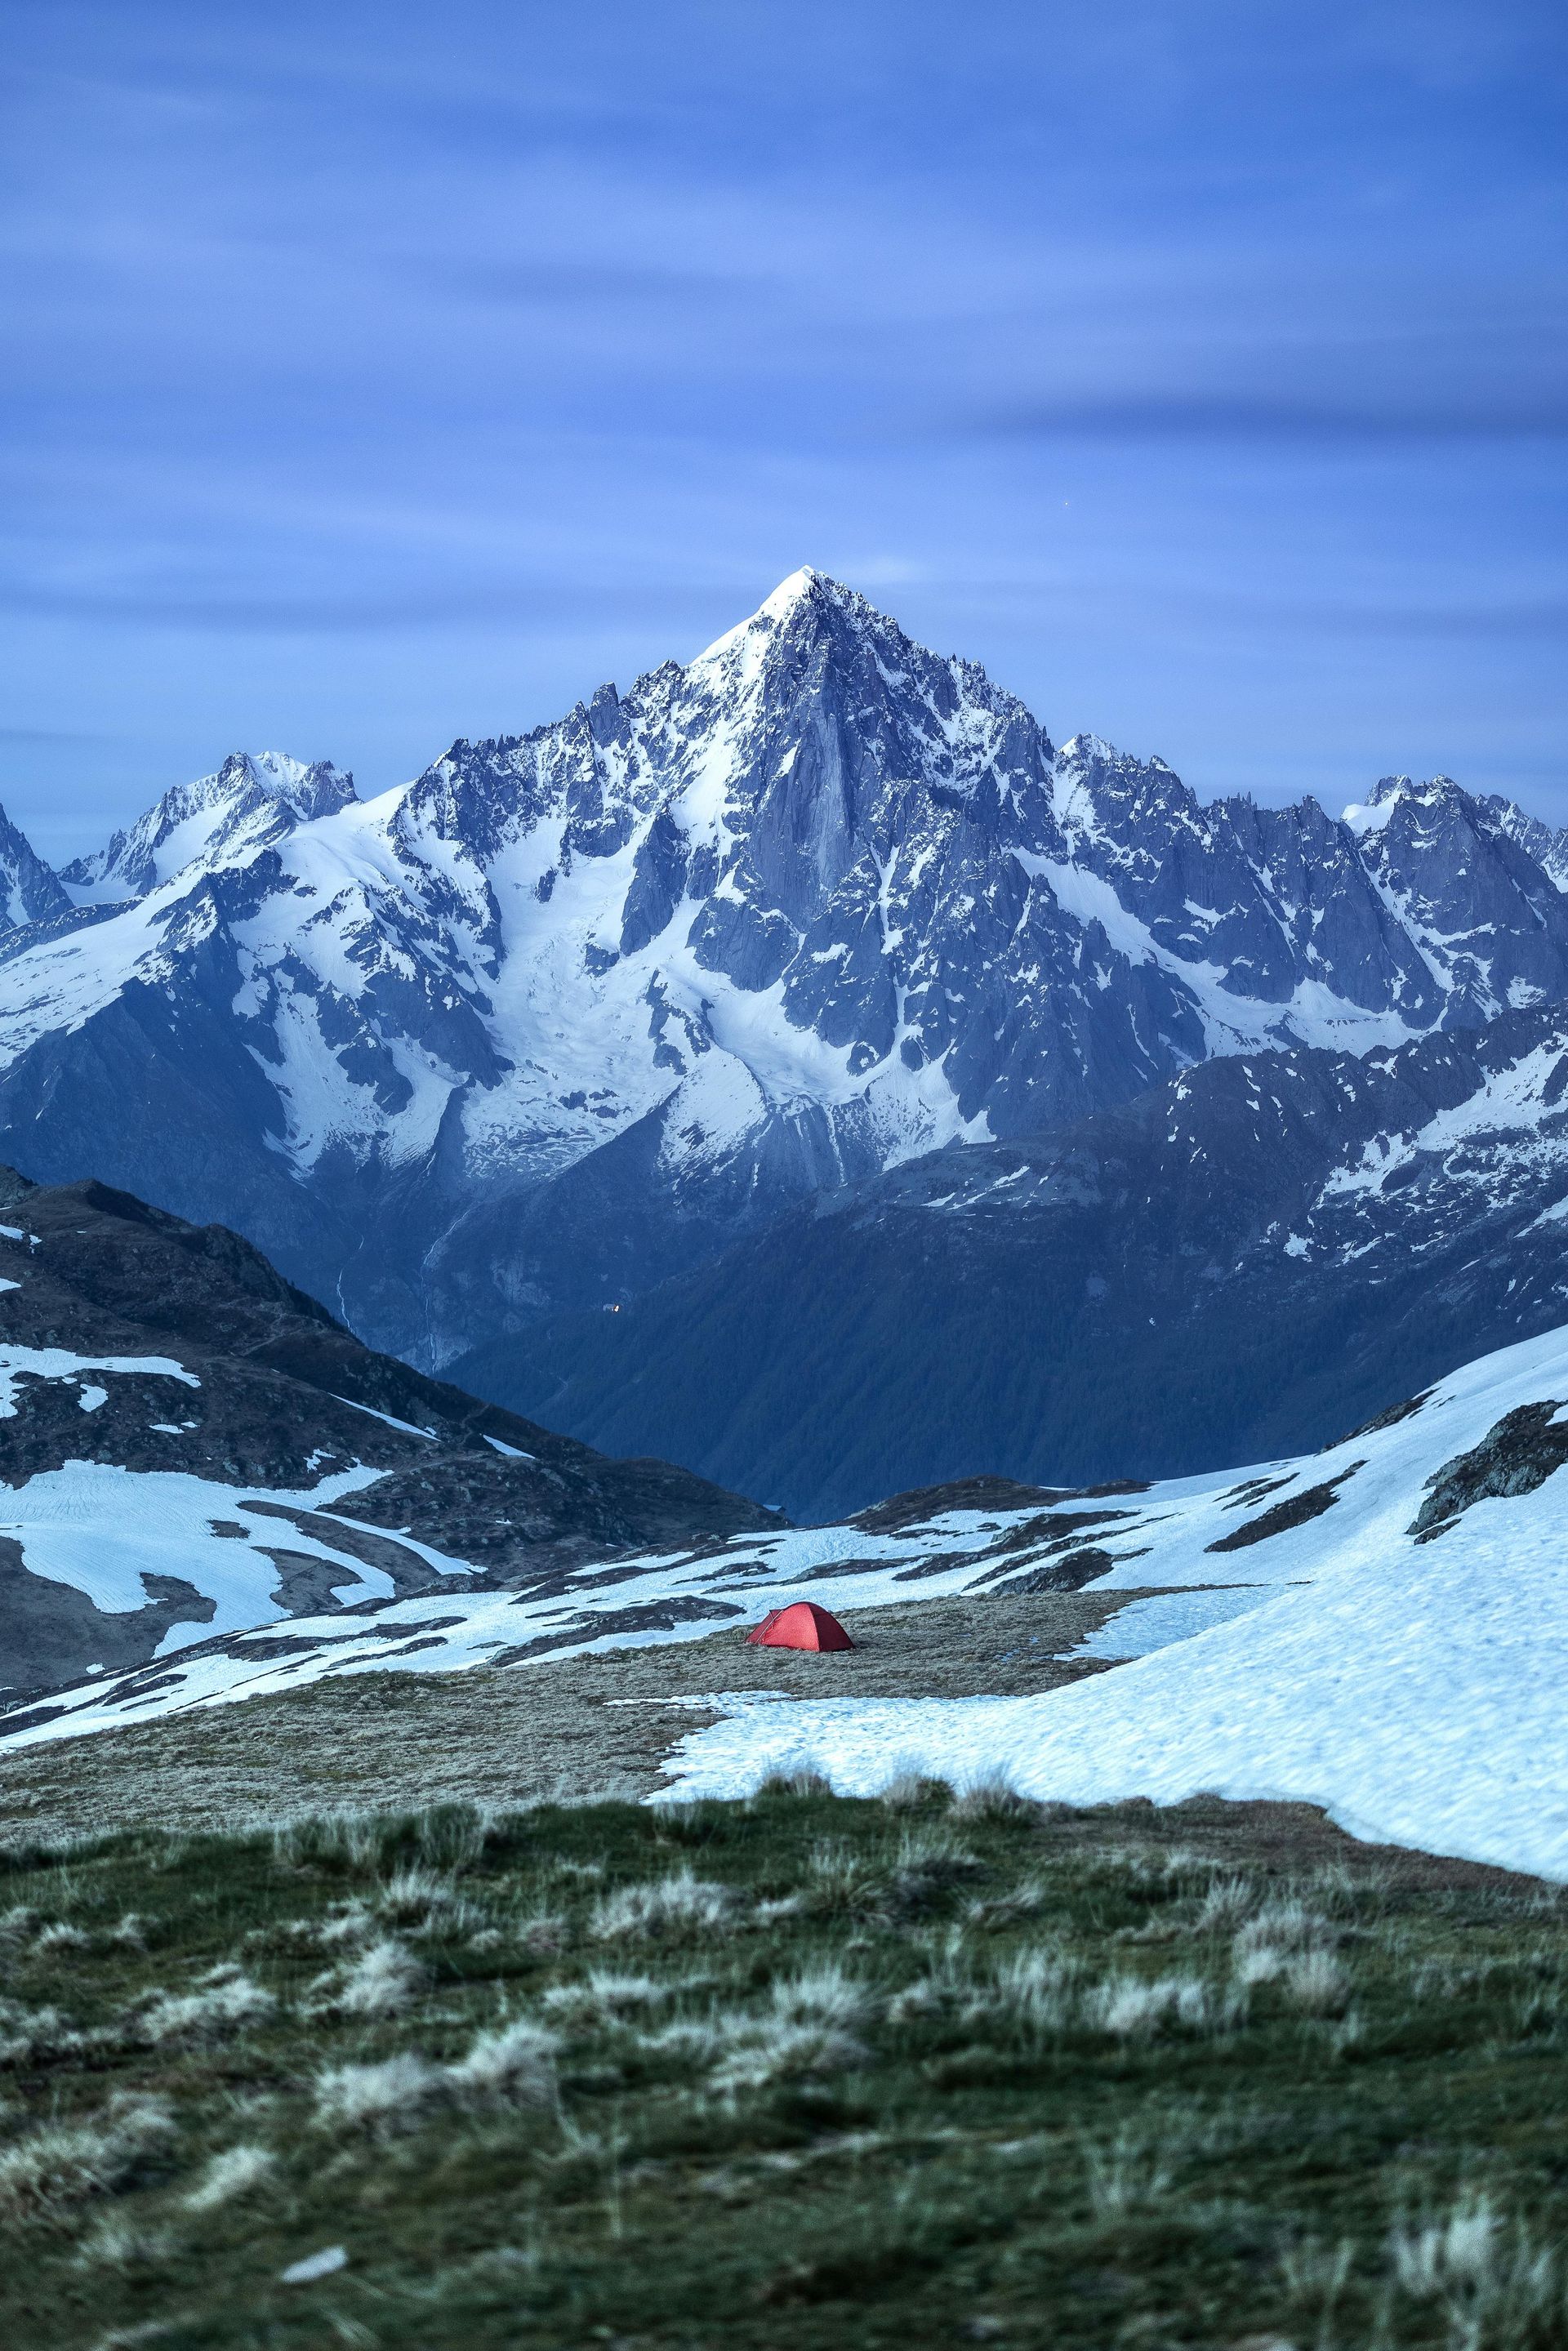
[746,1601,855,1652]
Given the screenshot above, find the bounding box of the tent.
[746,1601,855,1652]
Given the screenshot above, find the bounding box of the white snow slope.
[8,1320,1568,1878]
[0,1346,474,1677]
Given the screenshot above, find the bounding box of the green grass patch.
[1,1786,1566,2346]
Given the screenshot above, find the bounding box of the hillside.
[475,1003,1568,1516]
[0,1167,775,1694]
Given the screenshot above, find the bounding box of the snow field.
[8,1277,1568,1881]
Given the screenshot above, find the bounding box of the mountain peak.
[1056,733,1121,767]
[4,572,1568,1440]
[216,751,357,820]
[758,564,825,617]
[694,568,880,669]
[62,750,354,903]
[1342,773,1474,835]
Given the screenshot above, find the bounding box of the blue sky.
[2,0,1565,858]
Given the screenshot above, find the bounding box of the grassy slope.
[2,1787,1567,2350]
[0,1605,1129,1847]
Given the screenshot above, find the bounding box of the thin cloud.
[962,391,1568,443]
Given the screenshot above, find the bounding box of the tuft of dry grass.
[1233,1899,1334,1957]
[967,1877,1054,1931]
[1282,1948,1352,2016]
[515,1909,570,1958]
[950,1773,1036,1824]
[876,1765,949,1812]
[313,2053,448,2136]
[589,1871,735,1945]
[1386,2194,1567,2340]
[374,1868,483,1938]
[1194,1874,1259,1933]
[272,1813,385,1874]
[1085,1971,1224,2040]
[33,1922,91,1953]
[705,1977,870,2095]
[799,1837,879,1918]
[316,1937,426,2019]
[134,1967,275,2047]
[884,1828,984,1920]
[448,2019,559,2108]
[0,1999,87,2068]
[181,2145,278,2211]
[71,2215,176,2273]
[314,2022,559,2136]
[709,2018,866,2094]
[541,1971,669,2028]
[767,1962,874,2035]
[0,2096,173,2220]
[630,1964,875,2096]
[751,1769,835,1802]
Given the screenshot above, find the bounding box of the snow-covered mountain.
[13,1314,1568,1879]
[2,570,1568,1377]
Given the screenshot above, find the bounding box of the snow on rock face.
[17,1316,1568,1881]
[60,752,357,904]
[477,996,1568,1528]
[0,1344,200,1418]
[0,1458,397,1654]
[0,580,1566,1371]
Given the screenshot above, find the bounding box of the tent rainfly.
[746,1601,855,1652]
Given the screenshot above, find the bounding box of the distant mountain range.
[3,570,1568,1511]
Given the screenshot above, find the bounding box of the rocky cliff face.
[0,806,69,936]
[0,571,1566,1380]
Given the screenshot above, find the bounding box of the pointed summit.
[1341,773,1486,839]
[758,563,823,618]
[751,566,889,635]
[695,567,831,665]
[692,568,897,671]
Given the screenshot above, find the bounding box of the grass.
[1,1788,1566,2347]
